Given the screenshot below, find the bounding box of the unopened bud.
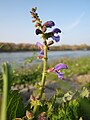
[37,56,44,59]
[35,23,41,27]
[32,19,36,22]
[38,112,48,120]
[42,26,47,32]
[32,7,37,12]
[30,95,35,101]
[40,112,47,117]
[26,111,34,119]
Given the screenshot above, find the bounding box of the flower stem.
[33,40,48,115]
[39,40,48,98]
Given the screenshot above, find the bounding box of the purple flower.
[43,21,55,28]
[36,42,44,55]
[36,29,42,35]
[40,50,44,55]
[54,63,68,71]
[52,35,60,42]
[52,28,61,34]
[47,63,68,80]
[51,28,61,42]
[55,72,64,80]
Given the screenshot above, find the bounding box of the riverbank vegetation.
[5,56,90,85]
[0,56,90,93]
[0,56,90,120]
[0,42,90,52]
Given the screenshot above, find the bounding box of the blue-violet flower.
[52,28,61,42]
[43,21,55,28]
[47,63,68,80]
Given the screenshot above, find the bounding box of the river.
[0,51,90,69]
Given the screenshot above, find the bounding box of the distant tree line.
[0,42,90,52]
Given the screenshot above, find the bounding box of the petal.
[35,29,42,35]
[52,28,61,34]
[54,63,68,71]
[40,50,44,55]
[55,72,64,80]
[36,42,43,49]
[43,21,55,28]
[52,35,60,42]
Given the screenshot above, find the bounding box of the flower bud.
[30,95,35,101]
[42,26,47,32]
[35,23,41,27]
[38,112,48,120]
[40,112,47,117]
[37,56,44,59]
[26,111,34,119]
[31,7,37,12]
[32,19,36,22]
[43,21,55,28]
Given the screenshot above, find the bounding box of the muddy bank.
[11,74,90,103]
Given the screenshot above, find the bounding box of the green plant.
[0,63,10,120]
[0,7,90,120]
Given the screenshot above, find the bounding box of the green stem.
[0,63,9,120]
[39,41,48,98]
[33,40,48,114]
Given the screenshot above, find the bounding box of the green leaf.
[62,91,73,102]
[7,90,25,120]
[80,87,89,98]
[31,99,42,109]
[24,52,36,64]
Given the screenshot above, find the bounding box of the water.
[0,51,90,69]
[48,50,90,59]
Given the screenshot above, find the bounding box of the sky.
[0,0,90,45]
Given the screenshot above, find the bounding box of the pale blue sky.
[0,0,90,45]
